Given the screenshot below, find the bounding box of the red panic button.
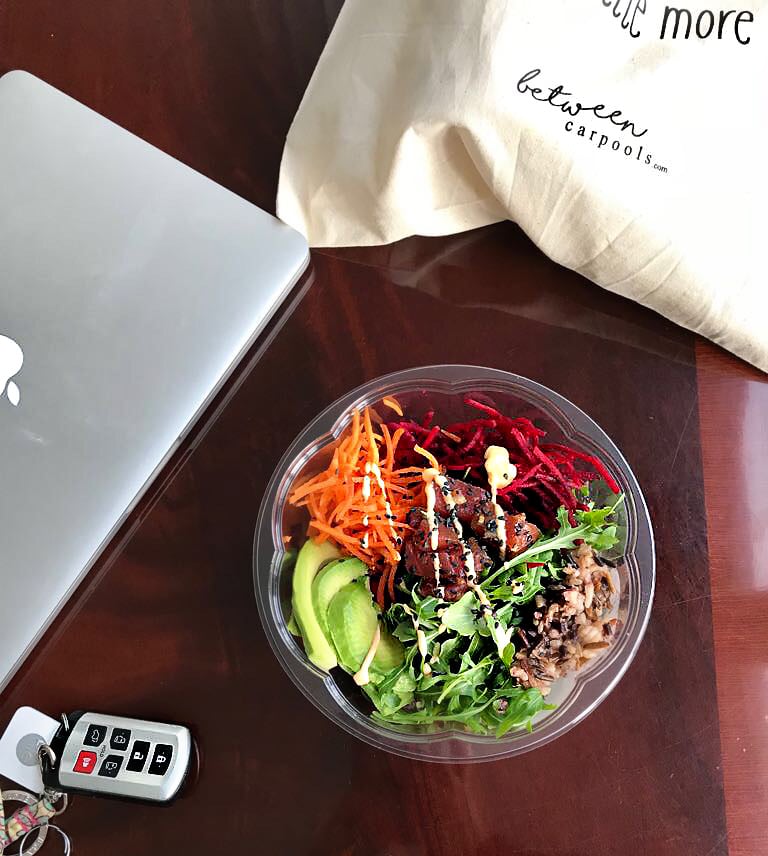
[73,750,98,774]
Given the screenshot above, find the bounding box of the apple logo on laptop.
[0,334,23,407]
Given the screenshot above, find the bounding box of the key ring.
[43,793,68,818]
[36,745,55,770]
[19,824,70,856]
[36,743,68,817]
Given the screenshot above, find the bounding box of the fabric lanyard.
[0,791,56,853]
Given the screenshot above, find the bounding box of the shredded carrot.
[413,444,440,470]
[363,407,380,466]
[376,570,388,607]
[386,564,396,601]
[289,405,426,606]
[382,397,403,416]
[381,424,395,472]
[289,475,342,503]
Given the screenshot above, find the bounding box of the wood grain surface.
[1,2,764,854]
[697,342,768,856]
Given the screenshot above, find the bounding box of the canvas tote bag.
[277,1,768,370]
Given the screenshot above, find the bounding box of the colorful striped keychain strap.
[0,771,70,854]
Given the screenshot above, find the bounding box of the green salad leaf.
[441,592,484,636]
[491,688,556,737]
[481,495,624,589]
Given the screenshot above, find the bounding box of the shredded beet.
[387,397,619,530]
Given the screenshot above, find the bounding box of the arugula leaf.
[575,494,624,551]
[392,620,417,642]
[500,643,516,669]
[482,522,589,587]
[466,633,483,659]
[434,635,461,667]
[576,504,615,527]
[492,688,554,737]
[364,686,414,717]
[437,660,491,703]
[441,592,484,636]
[370,680,551,735]
[492,564,548,605]
[441,591,515,661]
[371,700,494,727]
[585,524,618,551]
[410,589,441,623]
[393,670,417,694]
[417,673,444,691]
[482,495,624,588]
[486,615,514,662]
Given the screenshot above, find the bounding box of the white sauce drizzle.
[465,577,512,659]
[365,462,401,561]
[417,449,516,651]
[423,471,442,595]
[444,486,477,581]
[470,581,492,609]
[458,510,477,582]
[417,447,516,657]
[423,466,485,596]
[416,627,432,676]
[484,446,516,556]
[428,620,449,665]
[353,623,381,686]
[404,606,433,675]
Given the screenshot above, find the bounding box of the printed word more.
[660,6,755,43]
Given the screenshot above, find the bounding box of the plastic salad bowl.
[253,366,654,763]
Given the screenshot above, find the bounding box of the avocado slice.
[286,612,300,636]
[327,580,404,678]
[312,557,367,639]
[291,538,342,671]
[282,549,301,635]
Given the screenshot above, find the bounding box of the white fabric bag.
[277,1,768,371]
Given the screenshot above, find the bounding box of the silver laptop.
[0,71,309,690]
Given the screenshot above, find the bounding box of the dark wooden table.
[2,3,766,854]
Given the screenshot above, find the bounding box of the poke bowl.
[253,366,654,762]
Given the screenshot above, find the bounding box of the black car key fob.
[41,712,192,803]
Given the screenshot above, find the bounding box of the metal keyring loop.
[36,743,56,769]
[45,791,69,816]
[19,824,71,856]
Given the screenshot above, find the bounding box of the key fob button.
[126,740,150,772]
[148,744,173,776]
[110,728,131,750]
[98,755,123,778]
[83,724,107,747]
[73,750,98,774]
